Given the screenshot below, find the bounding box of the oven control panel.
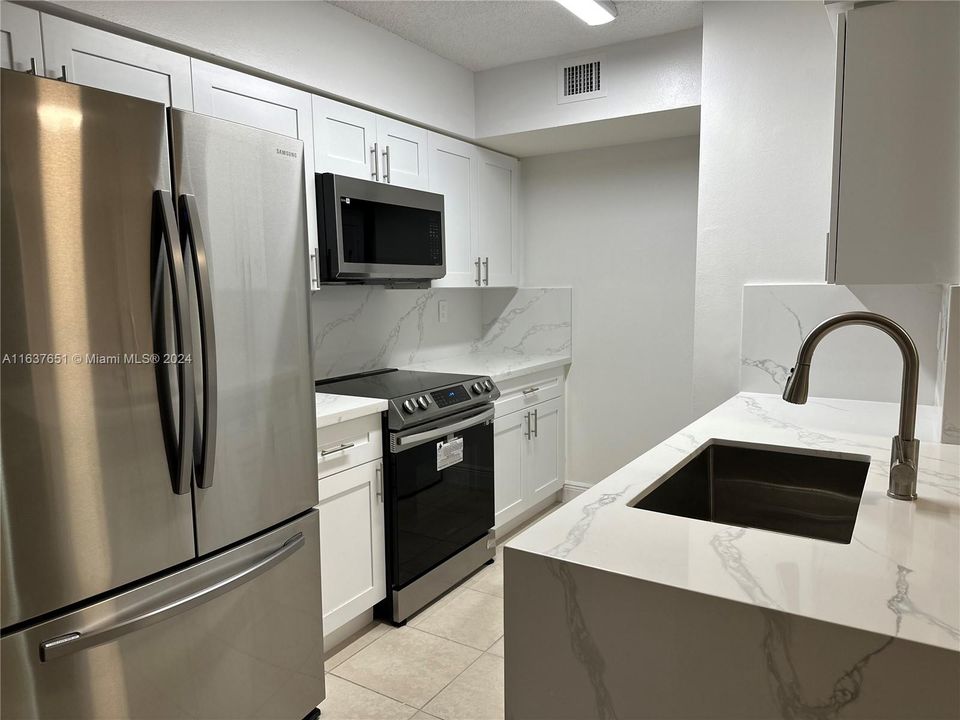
[388,376,500,430]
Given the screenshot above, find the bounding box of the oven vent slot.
[558,56,606,104]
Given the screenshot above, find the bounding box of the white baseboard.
[562,482,591,502]
[323,608,374,653]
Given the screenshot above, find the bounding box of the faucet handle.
[888,435,919,500]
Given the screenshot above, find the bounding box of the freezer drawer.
[0,511,325,720]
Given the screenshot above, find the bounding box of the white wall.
[45,0,477,137]
[692,1,837,414]
[475,28,701,140]
[521,136,700,486]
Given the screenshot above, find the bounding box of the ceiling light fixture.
[555,0,618,26]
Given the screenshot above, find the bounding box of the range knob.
[471,382,483,395]
[402,399,417,414]
[417,395,430,409]
[482,380,493,392]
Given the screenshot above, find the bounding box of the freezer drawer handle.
[179,194,218,489]
[152,190,196,495]
[38,532,305,663]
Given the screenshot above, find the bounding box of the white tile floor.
[319,508,557,720]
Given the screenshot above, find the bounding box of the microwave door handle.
[151,191,195,496]
[179,194,218,489]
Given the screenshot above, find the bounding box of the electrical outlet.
[438,299,448,324]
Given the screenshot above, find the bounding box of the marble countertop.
[315,392,387,430]
[507,392,960,652]
[401,352,571,384]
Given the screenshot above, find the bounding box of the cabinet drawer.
[494,368,564,418]
[317,414,382,479]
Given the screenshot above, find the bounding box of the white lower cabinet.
[494,394,565,530]
[317,458,386,636]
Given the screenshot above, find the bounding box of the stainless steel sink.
[630,440,870,544]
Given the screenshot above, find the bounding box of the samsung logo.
[276,148,298,158]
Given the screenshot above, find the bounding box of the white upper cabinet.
[828,2,959,284]
[1,3,43,73]
[39,15,192,108]
[313,95,429,190]
[376,116,428,190]
[428,133,479,288]
[313,95,379,181]
[477,148,521,288]
[192,60,319,289]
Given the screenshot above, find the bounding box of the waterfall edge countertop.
[506,392,960,652]
[315,392,388,430]
[401,352,571,384]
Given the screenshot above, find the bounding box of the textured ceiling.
[327,0,703,71]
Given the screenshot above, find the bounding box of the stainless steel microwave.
[316,173,445,284]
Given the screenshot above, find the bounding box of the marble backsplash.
[310,286,572,379]
[740,283,948,405]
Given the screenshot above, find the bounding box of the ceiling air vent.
[557,55,606,104]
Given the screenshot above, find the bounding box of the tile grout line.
[417,648,492,713]
[324,672,421,716]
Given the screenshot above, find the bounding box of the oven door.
[386,406,495,589]
[318,173,445,281]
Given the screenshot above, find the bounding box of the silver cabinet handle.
[376,463,383,502]
[309,251,318,288]
[474,257,481,286]
[382,145,391,183]
[370,142,379,181]
[482,257,489,286]
[320,442,355,457]
[39,532,305,662]
[152,191,195,496]
[532,408,539,438]
[522,386,540,395]
[524,411,532,440]
[21,57,38,75]
[58,64,67,82]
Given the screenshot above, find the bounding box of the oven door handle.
[394,406,495,449]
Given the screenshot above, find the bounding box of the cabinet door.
[428,132,480,287]
[377,116,429,190]
[493,410,527,529]
[477,148,520,287]
[829,2,959,284]
[40,15,192,108]
[1,3,43,72]
[317,460,386,635]
[191,60,319,289]
[525,397,564,506]
[313,95,379,181]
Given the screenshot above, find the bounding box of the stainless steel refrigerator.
[1,70,324,719]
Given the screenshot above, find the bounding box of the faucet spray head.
[782,364,810,404]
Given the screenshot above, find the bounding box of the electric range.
[316,369,500,623]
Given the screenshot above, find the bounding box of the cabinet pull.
[532,408,539,438]
[521,386,540,396]
[482,257,489,286]
[474,257,481,286]
[376,463,383,502]
[382,145,391,183]
[320,442,355,457]
[370,142,379,181]
[22,58,37,75]
[58,64,67,82]
[524,412,532,440]
[309,251,318,289]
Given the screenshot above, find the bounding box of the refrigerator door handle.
[152,190,195,496]
[38,531,305,663]
[179,194,218,489]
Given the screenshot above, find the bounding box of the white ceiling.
[327,0,703,71]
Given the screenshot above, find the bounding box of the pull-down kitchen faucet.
[782,311,920,500]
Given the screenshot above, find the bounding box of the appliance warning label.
[437,438,464,470]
